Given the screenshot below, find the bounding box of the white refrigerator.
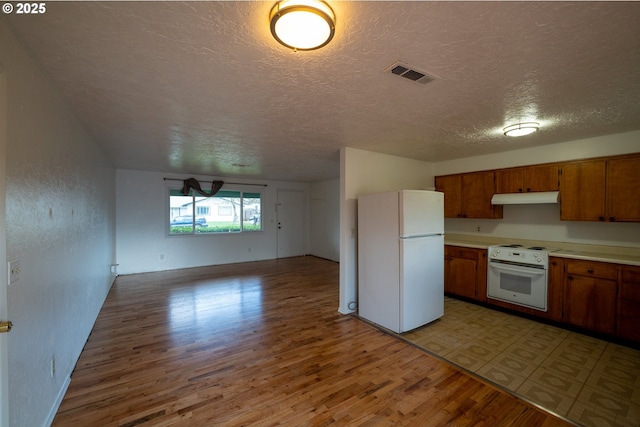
[357,190,444,333]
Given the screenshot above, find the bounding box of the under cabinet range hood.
[491,191,559,205]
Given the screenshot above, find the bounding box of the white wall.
[433,130,640,175]
[116,169,311,274]
[1,20,116,427]
[339,147,434,314]
[310,179,340,262]
[435,131,640,247]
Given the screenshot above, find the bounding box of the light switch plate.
[8,260,19,285]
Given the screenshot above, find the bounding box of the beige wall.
[310,179,340,262]
[116,169,311,274]
[339,147,434,313]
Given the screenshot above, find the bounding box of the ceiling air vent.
[385,61,436,85]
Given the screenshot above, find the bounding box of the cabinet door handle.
[587,269,594,274]
[609,217,615,222]
[526,188,531,192]
[599,216,605,221]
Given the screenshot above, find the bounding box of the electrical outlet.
[8,260,20,285]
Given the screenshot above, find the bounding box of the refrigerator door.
[399,190,444,237]
[399,234,444,332]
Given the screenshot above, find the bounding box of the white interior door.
[276,190,305,258]
[0,65,9,427]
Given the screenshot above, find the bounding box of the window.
[196,206,210,216]
[169,189,262,235]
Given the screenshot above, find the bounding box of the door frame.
[0,63,10,427]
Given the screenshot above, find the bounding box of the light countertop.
[445,234,640,267]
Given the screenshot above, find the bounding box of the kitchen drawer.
[445,246,480,260]
[566,261,618,280]
[620,283,640,302]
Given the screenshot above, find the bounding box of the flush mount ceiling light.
[270,0,335,51]
[503,122,540,137]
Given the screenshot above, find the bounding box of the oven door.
[487,261,547,311]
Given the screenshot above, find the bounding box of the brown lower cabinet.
[618,265,640,342]
[563,260,617,335]
[444,245,639,345]
[444,246,487,301]
[546,257,564,322]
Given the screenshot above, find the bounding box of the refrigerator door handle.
[400,233,444,240]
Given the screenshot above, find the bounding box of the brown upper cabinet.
[560,155,640,222]
[606,156,640,222]
[435,171,502,219]
[559,160,606,221]
[435,153,639,222]
[495,164,559,194]
[435,174,463,218]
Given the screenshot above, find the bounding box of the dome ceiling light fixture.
[270,0,336,51]
[503,122,540,137]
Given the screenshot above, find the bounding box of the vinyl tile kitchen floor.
[401,297,640,427]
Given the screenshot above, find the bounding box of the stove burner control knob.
[490,250,499,258]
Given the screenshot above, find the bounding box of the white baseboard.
[43,375,71,427]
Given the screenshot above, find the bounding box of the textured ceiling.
[5,1,640,182]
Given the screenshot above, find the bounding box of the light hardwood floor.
[53,256,573,426]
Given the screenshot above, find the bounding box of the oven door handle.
[490,263,545,276]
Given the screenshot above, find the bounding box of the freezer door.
[399,190,444,237]
[399,234,444,332]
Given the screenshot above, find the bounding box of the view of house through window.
[169,189,262,234]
